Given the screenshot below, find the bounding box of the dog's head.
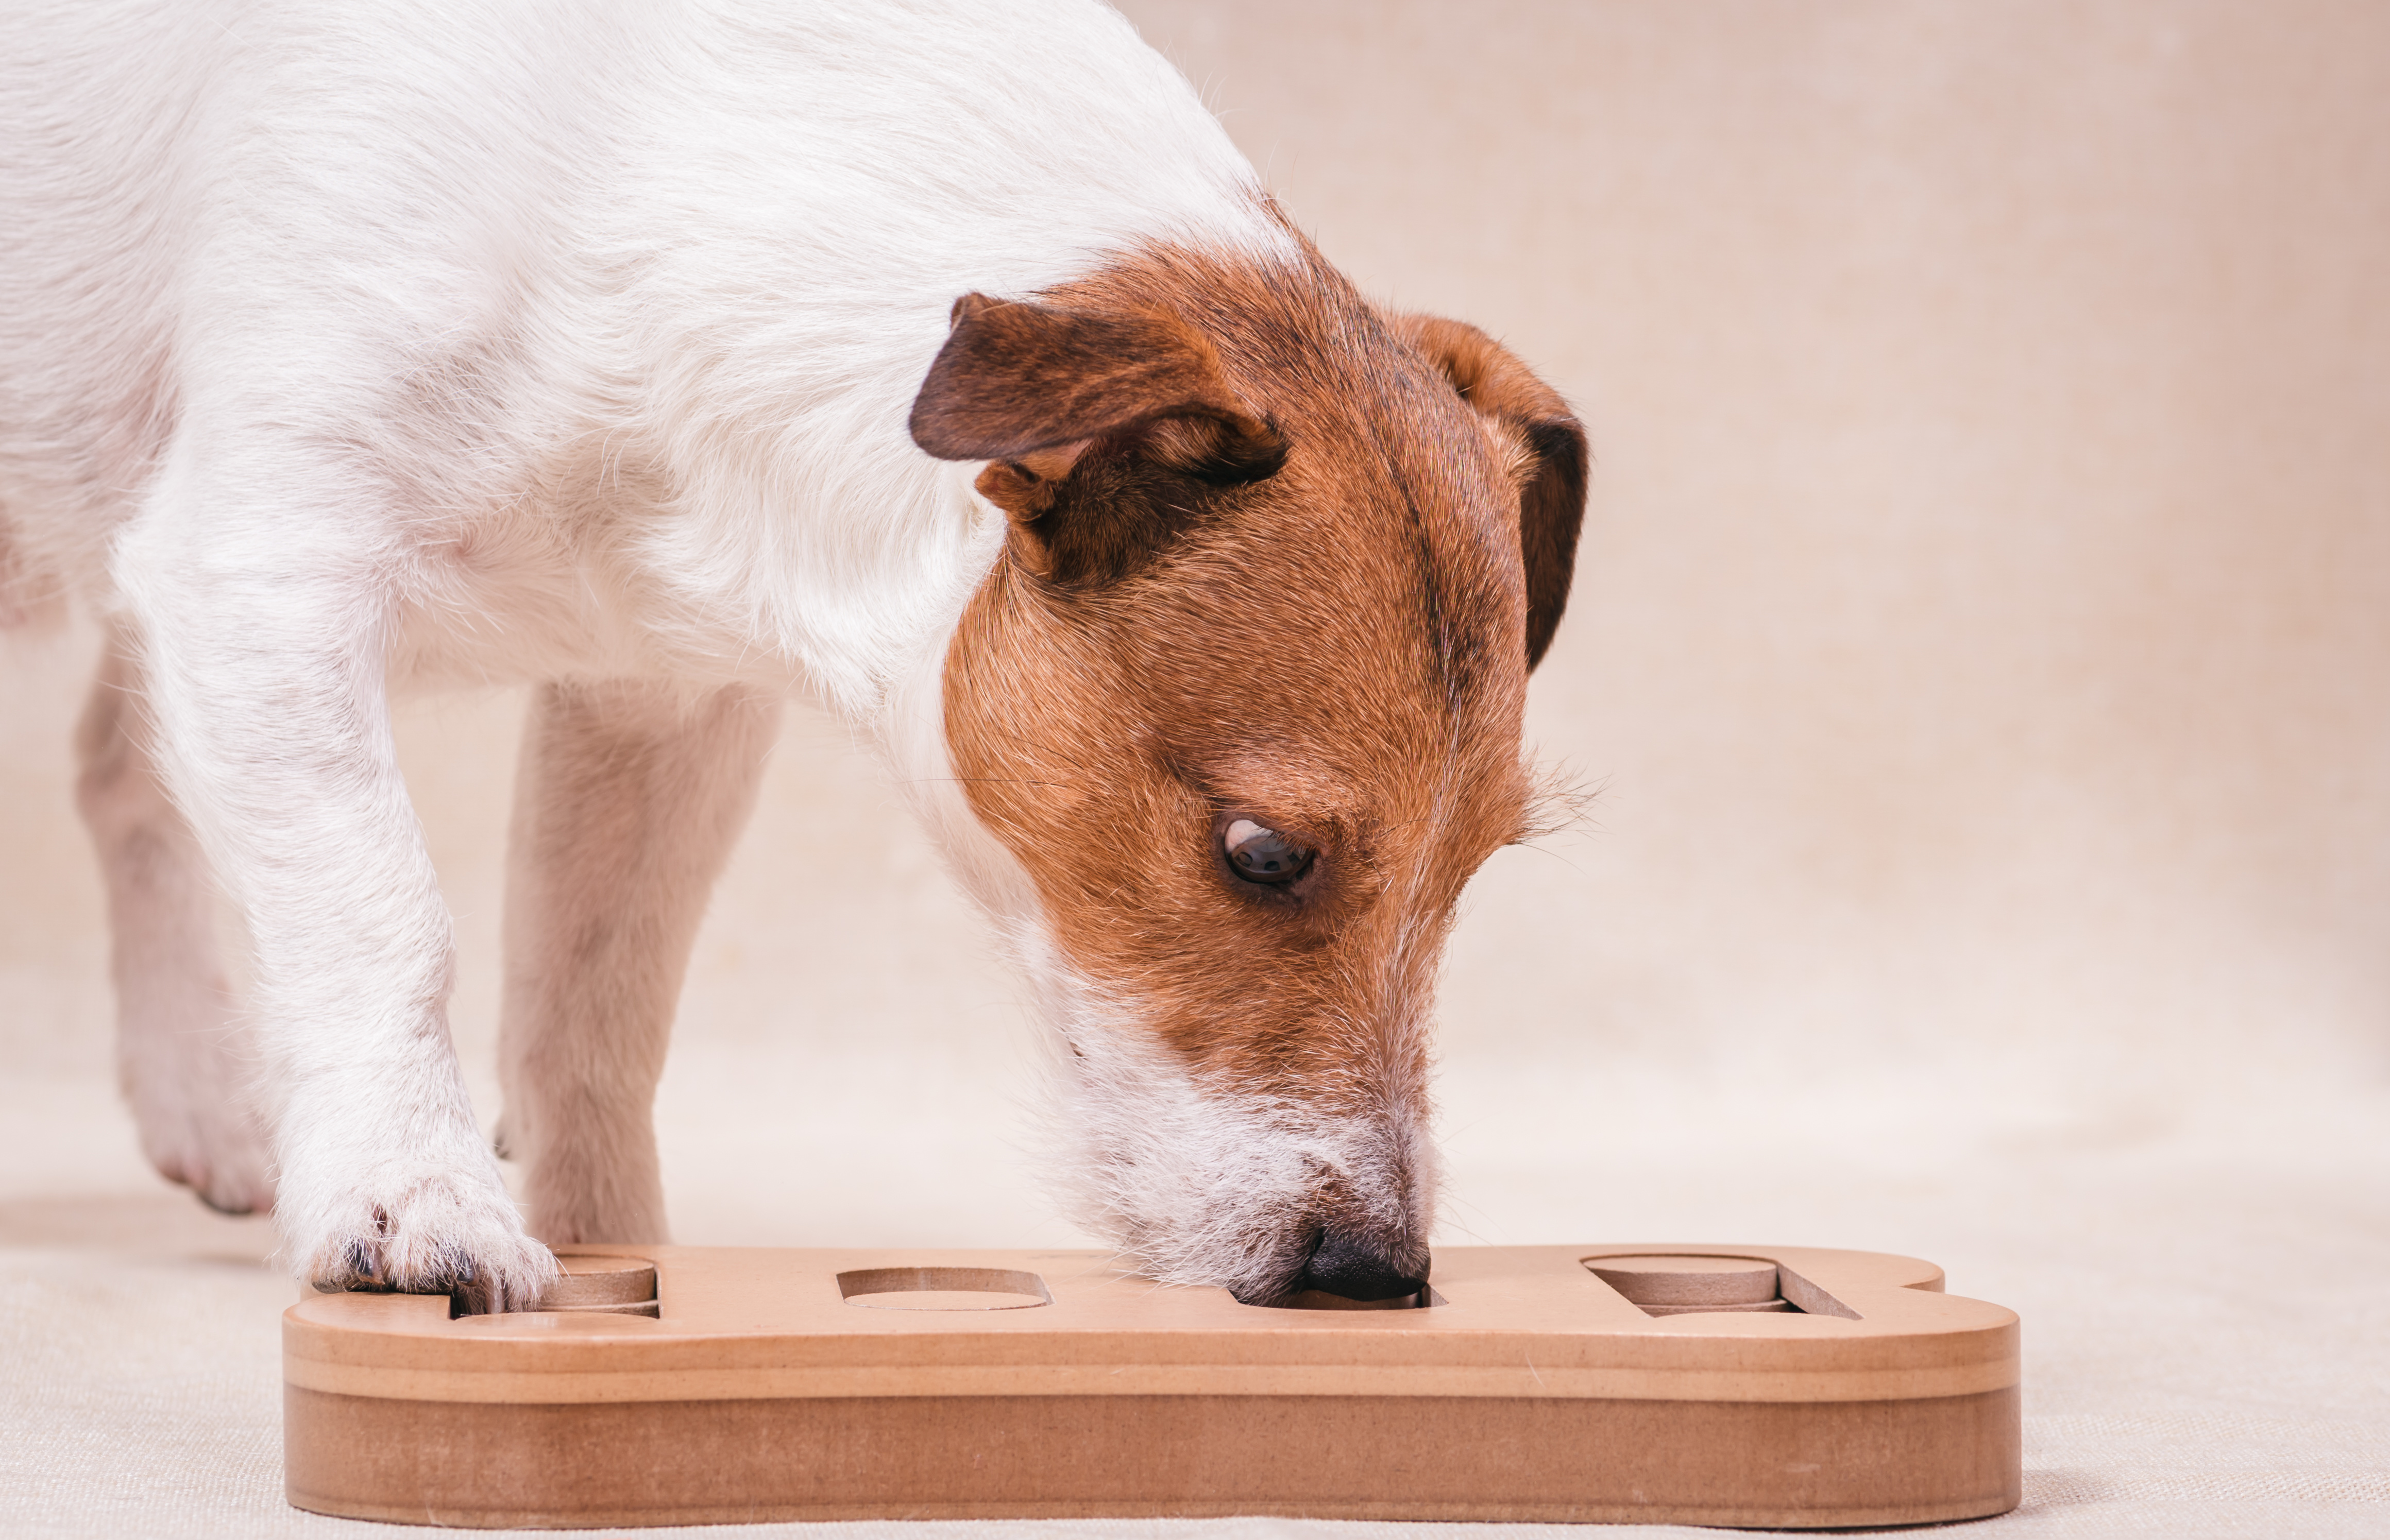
[910,244,1584,1304]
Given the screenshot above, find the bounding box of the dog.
[0,0,1585,1310]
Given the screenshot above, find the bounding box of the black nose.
[1300,1229,1430,1302]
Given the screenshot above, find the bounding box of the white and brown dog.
[0,0,1584,1310]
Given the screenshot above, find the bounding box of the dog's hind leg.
[497,679,781,1245]
[74,623,275,1215]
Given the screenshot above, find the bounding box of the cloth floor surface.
[3,1056,2384,1539]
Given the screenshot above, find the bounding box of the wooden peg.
[536,1254,657,1315]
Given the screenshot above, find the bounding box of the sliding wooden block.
[283,1243,2020,1529]
[1638,1297,1796,1316]
[1585,1254,1781,1310]
[537,1254,659,1316]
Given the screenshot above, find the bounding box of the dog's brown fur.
[911,238,1584,1295]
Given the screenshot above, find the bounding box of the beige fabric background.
[4,2,2387,1534]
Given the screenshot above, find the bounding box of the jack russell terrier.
[0,0,1585,1309]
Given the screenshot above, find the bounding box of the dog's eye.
[1224,819,1313,884]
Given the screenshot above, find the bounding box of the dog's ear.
[1394,315,1587,671]
[910,293,1286,585]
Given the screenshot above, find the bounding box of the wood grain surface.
[283,1243,2021,1528]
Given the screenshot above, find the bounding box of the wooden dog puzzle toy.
[283,1243,2021,1528]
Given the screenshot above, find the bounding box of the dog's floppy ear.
[910,294,1285,585]
[1394,315,1588,671]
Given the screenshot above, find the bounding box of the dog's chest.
[379,457,727,695]
[385,526,662,695]
[379,448,993,708]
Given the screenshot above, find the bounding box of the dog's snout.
[1300,1228,1429,1302]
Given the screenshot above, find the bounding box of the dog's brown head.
[910,243,1584,1304]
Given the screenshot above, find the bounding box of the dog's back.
[0,0,1278,692]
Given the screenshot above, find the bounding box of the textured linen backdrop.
[3,3,2385,1535]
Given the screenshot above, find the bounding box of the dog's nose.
[1300,1228,1430,1301]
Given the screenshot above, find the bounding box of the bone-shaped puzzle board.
[283,1243,2021,1528]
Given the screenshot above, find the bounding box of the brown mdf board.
[284,1243,2021,1529]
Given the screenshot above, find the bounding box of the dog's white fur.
[1,0,1354,1304]
[1026,938,1440,1293]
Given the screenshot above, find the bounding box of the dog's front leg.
[498,679,781,1245]
[115,491,554,1311]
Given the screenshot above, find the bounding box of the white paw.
[285,1157,559,1314]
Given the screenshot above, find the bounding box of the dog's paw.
[125,1071,277,1217]
[287,1162,559,1314]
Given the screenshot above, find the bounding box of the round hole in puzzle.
[836,1266,1052,1310]
[451,1311,665,1333]
[1263,1285,1444,1311]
